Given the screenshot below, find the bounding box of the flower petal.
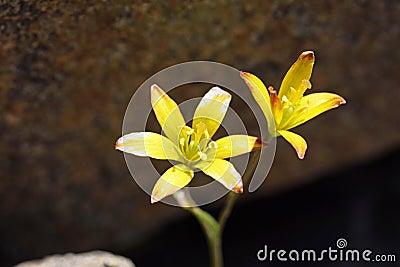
[192,87,231,138]
[115,132,181,161]
[279,51,314,102]
[200,158,243,193]
[285,92,346,129]
[215,135,264,159]
[268,86,283,126]
[151,164,194,203]
[151,84,186,144]
[240,72,275,135]
[278,130,307,159]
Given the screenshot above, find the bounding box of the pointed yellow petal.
[151,164,194,203]
[279,51,314,101]
[278,130,307,159]
[285,92,346,129]
[240,72,275,135]
[200,159,243,193]
[115,132,181,161]
[151,84,186,144]
[192,87,231,138]
[215,135,265,159]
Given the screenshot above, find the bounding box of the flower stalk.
[175,150,261,267]
[174,189,223,267]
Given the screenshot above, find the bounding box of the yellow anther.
[204,129,210,139]
[282,95,293,110]
[186,128,195,135]
[296,106,308,113]
[302,79,312,89]
[198,151,207,160]
[193,122,208,146]
[181,126,193,135]
[208,141,218,149]
[179,138,185,146]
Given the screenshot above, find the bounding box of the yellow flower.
[116,85,264,203]
[241,51,346,159]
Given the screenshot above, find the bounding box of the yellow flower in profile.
[116,85,264,203]
[241,51,346,159]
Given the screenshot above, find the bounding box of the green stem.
[174,150,261,267]
[192,208,223,267]
[174,190,223,267]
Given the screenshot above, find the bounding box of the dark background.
[131,148,399,267]
[1,0,399,266]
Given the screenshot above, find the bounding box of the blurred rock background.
[1,0,399,266]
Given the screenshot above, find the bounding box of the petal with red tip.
[151,164,194,203]
[279,51,314,102]
[215,135,265,159]
[199,158,243,193]
[278,130,307,159]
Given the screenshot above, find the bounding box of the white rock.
[15,251,135,267]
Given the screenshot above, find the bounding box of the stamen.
[268,86,276,93]
[204,129,210,139]
[198,151,207,161]
[179,138,185,146]
[296,106,308,113]
[194,122,207,146]
[181,126,191,134]
[195,122,207,134]
[302,79,312,89]
[186,128,194,135]
[208,141,218,149]
[282,95,293,110]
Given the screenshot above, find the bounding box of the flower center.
[278,79,311,128]
[178,122,217,164]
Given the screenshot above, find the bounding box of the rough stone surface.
[15,251,135,267]
[1,0,399,264]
